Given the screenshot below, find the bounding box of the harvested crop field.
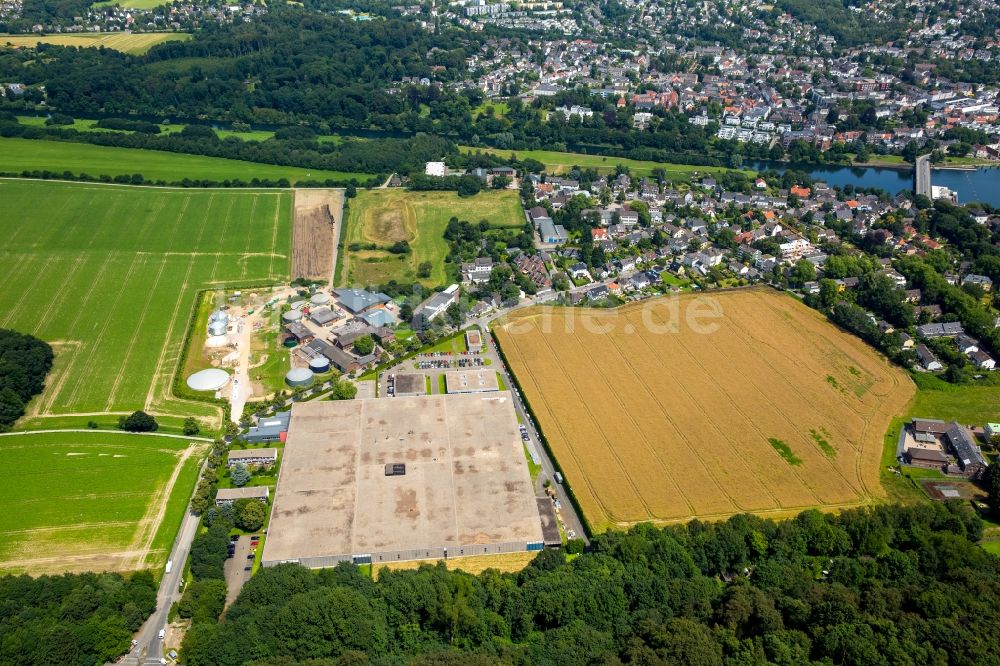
[494,288,915,530]
[292,189,343,283]
[0,32,191,54]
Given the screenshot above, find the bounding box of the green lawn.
[338,189,525,287]
[0,137,372,184]
[0,431,203,573]
[497,372,507,391]
[459,146,750,180]
[1,179,292,424]
[880,374,1000,503]
[523,443,541,483]
[438,374,447,394]
[472,101,510,118]
[980,541,1000,556]
[423,331,470,355]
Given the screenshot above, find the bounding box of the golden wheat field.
[0,32,190,54]
[494,288,915,531]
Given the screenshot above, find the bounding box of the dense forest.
[0,10,476,128]
[0,570,157,666]
[179,502,1000,665]
[0,328,53,429]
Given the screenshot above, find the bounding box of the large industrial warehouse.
[261,393,545,569]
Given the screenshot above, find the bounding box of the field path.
[0,429,214,442]
[125,443,203,570]
[143,195,213,412]
[105,203,186,409]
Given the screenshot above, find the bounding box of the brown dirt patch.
[367,208,412,244]
[921,480,983,501]
[293,189,343,282]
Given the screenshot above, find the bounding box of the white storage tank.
[285,367,314,387]
[308,356,330,373]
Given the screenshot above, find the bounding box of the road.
[118,488,204,665]
[485,331,590,544]
[915,153,931,198]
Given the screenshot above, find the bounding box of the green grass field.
[0,137,372,184]
[0,431,203,574]
[880,374,1000,503]
[17,116,350,145]
[0,179,292,424]
[459,146,749,180]
[0,32,189,54]
[338,189,525,287]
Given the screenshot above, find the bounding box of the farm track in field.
[1,180,292,421]
[495,289,915,529]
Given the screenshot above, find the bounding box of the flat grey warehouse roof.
[262,393,543,568]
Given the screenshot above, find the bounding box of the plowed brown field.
[494,288,915,531]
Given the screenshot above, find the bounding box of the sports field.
[338,189,524,287]
[0,179,292,424]
[0,32,190,54]
[459,146,749,179]
[495,288,915,530]
[0,138,373,184]
[0,431,204,574]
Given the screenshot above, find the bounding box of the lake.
[753,160,1000,207]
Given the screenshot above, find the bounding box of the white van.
[158,629,165,640]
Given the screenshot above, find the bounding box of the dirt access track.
[292,189,344,283]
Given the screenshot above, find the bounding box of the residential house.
[227,447,278,467]
[916,344,943,371]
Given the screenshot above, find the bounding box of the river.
[752,160,1000,207]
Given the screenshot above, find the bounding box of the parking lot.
[222,534,260,607]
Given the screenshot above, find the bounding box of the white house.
[425,161,447,177]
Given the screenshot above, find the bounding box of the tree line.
[179,501,999,665]
[0,570,157,665]
[0,329,53,429]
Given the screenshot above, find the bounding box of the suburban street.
[119,499,202,665]
[485,330,590,544]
